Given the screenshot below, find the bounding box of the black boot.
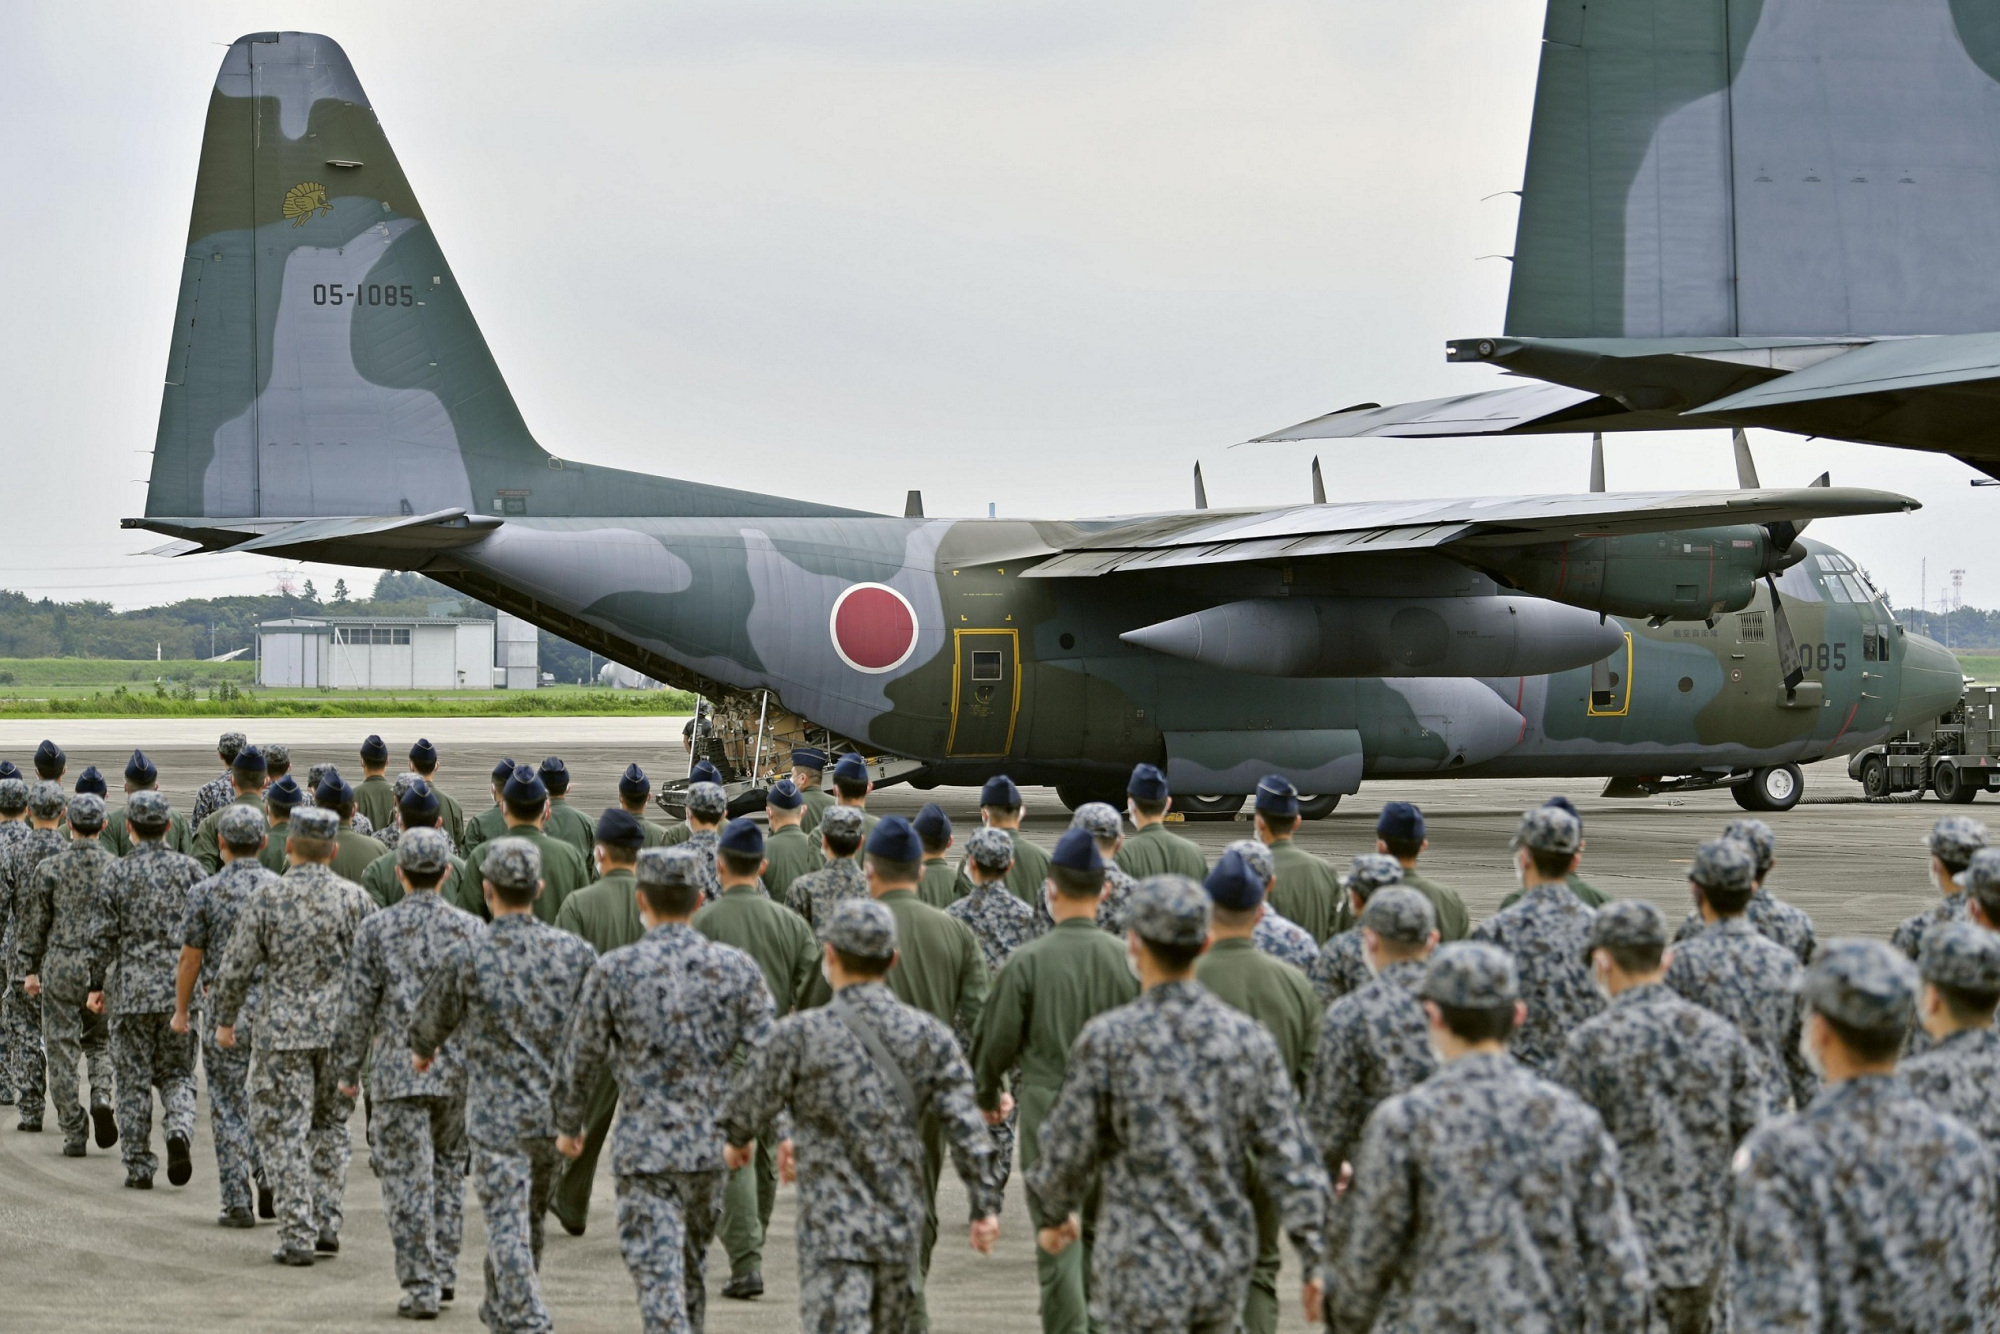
[217,1208,256,1229]
[90,1101,117,1149]
[124,1171,153,1190]
[723,1271,765,1300]
[166,1133,193,1186]
[315,1231,340,1255]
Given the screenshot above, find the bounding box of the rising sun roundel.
[829,583,918,673]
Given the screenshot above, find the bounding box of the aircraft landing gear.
[1176,794,1246,820]
[1733,764,1804,813]
[1296,795,1341,820]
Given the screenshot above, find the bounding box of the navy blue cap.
[266,775,304,810]
[690,758,724,786]
[791,746,828,772]
[719,817,765,857]
[74,766,107,797]
[360,734,389,763]
[618,763,651,800]
[1127,762,1169,802]
[1204,848,1266,911]
[233,745,267,774]
[409,738,438,768]
[595,808,645,848]
[1254,774,1299,816]
[398,777,439,820]
[1050,826,1104,874]
[767,778,803,810]
[1542,794,1582,828]
[491,757,518,783]
[33,740,63,778]
[0,762,18,781]
[981,775,1021,808]
[833,753,870,785]
[315,770,353,806]
[503,764,547,806]
[1376,800,1425,842]
[538,756,571,794]
[124,750,158,786]
[866,815,923,862]
[913,803,951,845]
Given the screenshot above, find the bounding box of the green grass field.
[1956,653,2000,682]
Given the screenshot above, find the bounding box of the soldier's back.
[915,855,963,910]
[1892,893,1970,962]
[1252,909,1319,974]
[1195,937,1319,1090]
[553,870,644,957]
[1115,823,1207,883]
[786,857,866,932]
[1307,960,1437,1173]
[1268,840,1344,946]
[1394,869,1470,942]
[36,842,116,958]
[975,919,1138,1096]
[763,825,824,905]
[880,890,983,1030]
[1665,918,1811,1112]
[339,892,483,1098]
[242,864,376,1049]
[543,799,595,861]
[1675,889,1816,966]
[331,828,387,884]
[1309,928,1372,1007]
[182,859,280,999]
[1468,883,1602,1072]
[945,882,1040,974]
[694,885,817,1015]
[102,843,206,1013]
[1901,1027,2000,1163]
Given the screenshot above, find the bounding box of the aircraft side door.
[947,629,1020,758]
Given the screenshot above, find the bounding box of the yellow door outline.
[947,628,1021,757]
[1588,632,1634,718]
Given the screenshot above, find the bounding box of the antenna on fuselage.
[1193,462,1209,510]
[1311,456,1326,504]
[1589,433,1605,493]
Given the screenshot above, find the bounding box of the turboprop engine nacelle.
[1120,596,1626,678]
[1471,524,1801,621]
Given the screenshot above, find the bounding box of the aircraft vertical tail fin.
[1507,0,2000,339]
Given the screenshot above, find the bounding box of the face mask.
[1124,943,1143,982]
[821,958,835,989]
[1589,958,1613,1001]
[1511,853,1526,891]
[1798,1024,1824,1080]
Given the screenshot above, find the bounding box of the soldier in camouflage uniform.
[961,775,1049,911]
[1310,854,1406,1006]
[1222,838,1319,973]
[334,828,483,1318]
[1030,876,1329,1332]
[1335,942,1650,1333]
[211,806,377,1264]
[680,780,728,905]
[1068,802,1137,935]
[190,731,249,829]
[948,827,1041,978]
[1468,804,1603,1073]
[174,803,279,1226]
[556,839,775,1331]
[1672,818,1816,965]
[1731,939,2000,1329]
[721,898,1003,1331]
[785,805,868,933]
[17,791,119,1155]
[1901,922,2000,1172]
[409,837,597,1332]
[1892,815,1989,964]
[0,777,40,1124]
[1964,845,2000,933]
[1665,839,1816,1114]
[97,791,206,1189]
[1554,901,1765,1334]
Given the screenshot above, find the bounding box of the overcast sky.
[0,2,1982,616]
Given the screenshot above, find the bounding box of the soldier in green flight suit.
[536,757,597,864]
[973,826,1140,1333]
[193,747,272,874]
[102,752,195,858]
[405,739,464,848]
[458,758,518,859]
[760,779,822,904]
[915,803,965,909]
[957,776,1049,910]
[459,766,587,925]
[613,765,670,848]
[693,820,821,1301]
[830,753,881,843]
[314,771,389,884]
[258,776,305,875]
[866,815,988,1328]
[1194,849,1322,1334]
[1496,795,1609,911]
[656,759,723,849]
[1371,801,1472,940]
[359,780,467,909]
[1250,776,1345,947]
[548,809,650,1238]
[353,735,397,832]
[1116,763,1208,882]
[789,746,832,838]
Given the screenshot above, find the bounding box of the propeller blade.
[1766,575,1806,694]
[1194,462,1209,511]
[1589,433,1605,493]
[1733,429,1761,489]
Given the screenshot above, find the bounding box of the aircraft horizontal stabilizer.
[123,509,500,558]
[1694,332,2000,415]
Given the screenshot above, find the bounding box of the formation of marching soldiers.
[1,730,1998,1332]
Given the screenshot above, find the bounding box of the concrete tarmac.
[0,723,1962,1330]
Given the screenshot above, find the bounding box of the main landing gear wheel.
[1934,764,1980,804]
[1176,794,1246,820]
[1295,795,1341,820]
[1056,784,1127,813]
[1733,763,1804,813]
[1859,756,1891,802]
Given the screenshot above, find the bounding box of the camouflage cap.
[1690,838,1757,893]
[1919,922,2000,994]
[217,802,267,849]
[1511,803,1582,855]
[1344,852,1405,902]
[1419,942,1519,1008]
[1801,938,1918,1034]
[26,781,66,821]
[482,837,543,893]
[966,826,1014,873]
[1929,815,1990,869]
[1359,886,1435,946]
[67,793,107,834]
[0,778,27,813]
[1224,838,1275,884]
[635,846,702,889]
[264,742,291,769]
[396,826,452,876]
[1070,801,1124,841]
[217,731,248,759]
[817,806,865,842]
[1721,818,1776,876]
[824,897,898,960]
[125,790,172,832]
[1954,846,2000,895]
[1588,900,1667,954]
[684,781,728,820]
[1125,875,1211,948]
[289,806,340,841]
[391,771,422,799]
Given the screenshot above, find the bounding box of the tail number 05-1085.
[312,283,415,307]
[1798,642,1846,672]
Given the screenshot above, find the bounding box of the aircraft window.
[1823,576,1852,603]
[1864,626,1878,661]
[971,651,1003,682]
[1774,565,1823,603]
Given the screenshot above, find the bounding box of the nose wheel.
[1732,763,1804,812]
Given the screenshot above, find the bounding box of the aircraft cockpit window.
[971,651,1003,682]
[1774,564,1823,603]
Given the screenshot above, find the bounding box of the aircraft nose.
[1897,632,1965,730]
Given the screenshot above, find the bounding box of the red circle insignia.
[829,583,919,674]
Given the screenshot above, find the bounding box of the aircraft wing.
[1024,487,1916,577]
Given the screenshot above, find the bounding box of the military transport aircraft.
[128,33,1963,817]
[1259,0,2000,473]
